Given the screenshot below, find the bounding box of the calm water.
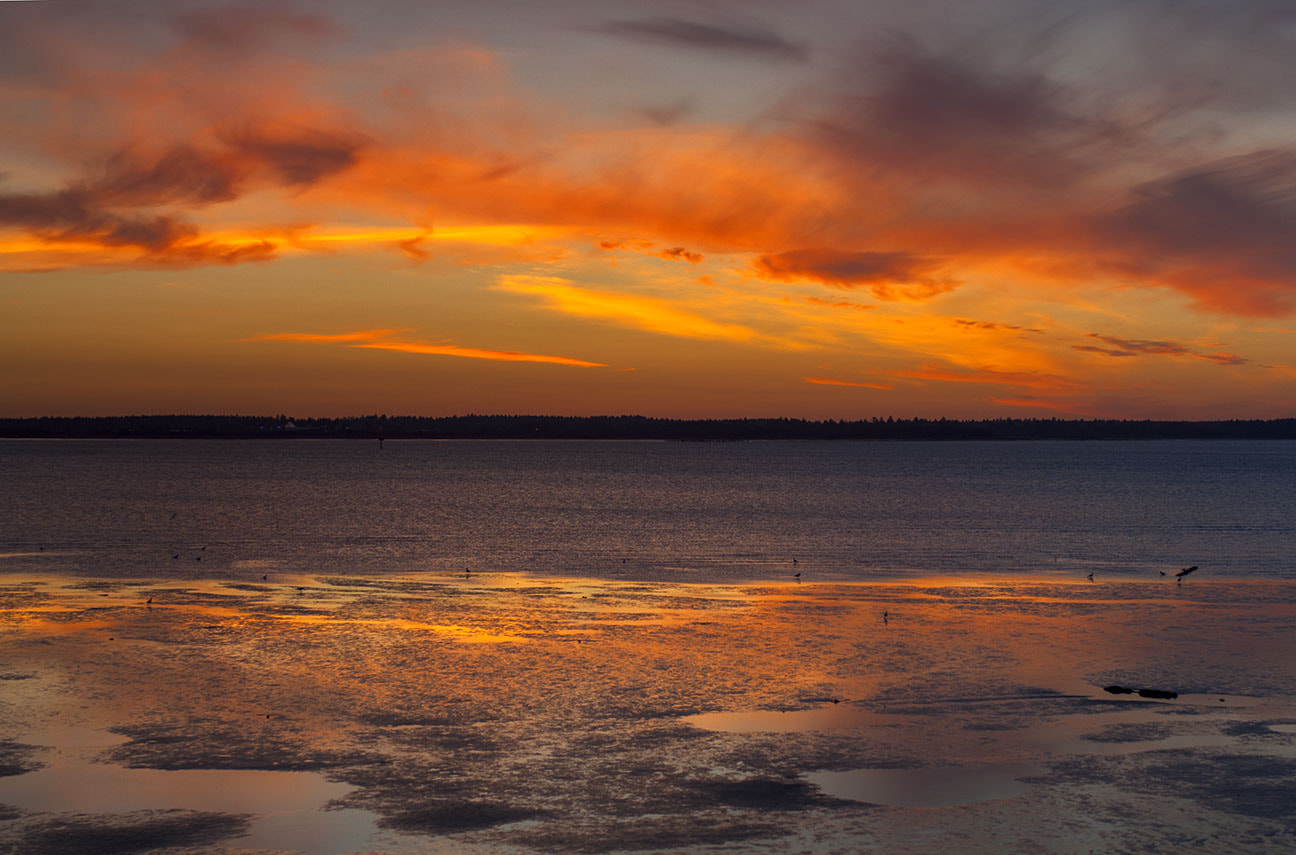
[1,439,1293,579]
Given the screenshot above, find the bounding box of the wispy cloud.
[245,329,406,343]
[753,249,958,301]
[804,376,893,390]
[599,17,808,62]
[353,341,606,368]
[889,363,1079,391]
[1075,333,1249,365]
[247,328,605,368]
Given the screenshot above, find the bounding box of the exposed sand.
[1,573,1294,854]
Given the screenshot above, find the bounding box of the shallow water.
[2,573,1295,854]
[2,439,1294,580]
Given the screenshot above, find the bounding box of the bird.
[169,511,177,520]
[794,572,801,581]
[1159,570,1166,576]
[172,554,179,560]
[1175,565,1198,582]
[262,574,268,581]
[1087,572,1094,582]
[883,610,889,625]
[793,558,798,565]
[145,597,152,605]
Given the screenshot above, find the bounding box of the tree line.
[2,414,1294,440]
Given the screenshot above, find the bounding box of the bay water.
[1,438,1292,580]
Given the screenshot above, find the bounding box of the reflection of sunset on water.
[3,573,1295,853]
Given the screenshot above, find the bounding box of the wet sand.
[2,573,1295,854]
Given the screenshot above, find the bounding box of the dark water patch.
[382,800,548,833]
[0,741,42,777]
[356,711,465,728]
[107,721,379,772]
[9,810,249,855]
[689,776,841,811]
[1082,722,1175,743]
[508,813,792,854]
[0,673,35,681]
[1223,720,1296,739]
[0,804,20,821]
[1037,751,1296,822]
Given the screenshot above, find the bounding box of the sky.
[2,0,1295,419]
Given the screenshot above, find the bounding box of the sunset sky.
[2,0,1295,419]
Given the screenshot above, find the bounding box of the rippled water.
[1,438,1293,579]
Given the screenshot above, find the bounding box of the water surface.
[2,439,1292,579]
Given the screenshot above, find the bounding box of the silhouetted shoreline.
[2,414,1294,440]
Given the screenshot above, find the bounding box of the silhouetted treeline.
[2,414,1295,440]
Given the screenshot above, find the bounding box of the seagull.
[1159,571,1166,576]
[1175,565,1198,582]
[794,572,801,581]
[1087,572,1094,581]
[883,610,889,625]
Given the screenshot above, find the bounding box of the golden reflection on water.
[2,573,1295,854]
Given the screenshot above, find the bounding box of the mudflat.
[2,573,1294,854]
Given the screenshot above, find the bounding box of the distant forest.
[2,414,1295,440]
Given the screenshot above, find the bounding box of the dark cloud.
[1084,334,1192,356]
[812,37,1117,189]
[753,249,956,300]
[83,145,243,207]
[658,247,703,264]
[1092,150,1296,315]
[1076,334,1249,365]
[0,126,362,267]
[600,17,808,62]
[225,127,365,187]
[953,319,1039,333]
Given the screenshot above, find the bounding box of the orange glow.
[3,3,1295,419]
[248,330,405,343]
[249,328,607,368]
[804,376,894,390]
[888,363,1080,392]
[352,340,607,368]
[496,275,764,344]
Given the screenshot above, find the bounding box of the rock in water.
[1137,688,1178,699]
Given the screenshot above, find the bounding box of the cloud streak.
[599,17,808,62]
[248,328,606,368]
[804,376,893,390]
[753,249,957,301]
[1076,334,1249,365]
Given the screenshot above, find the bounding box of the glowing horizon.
[2,0,1294,419]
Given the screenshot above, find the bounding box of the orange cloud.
[804,376,893,390]
[753,249,958,301]
[495,275,765,344]
[889,363,1080,392]
[249,328,606,368]
[352,341,606,368]
[246,329,406,343]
